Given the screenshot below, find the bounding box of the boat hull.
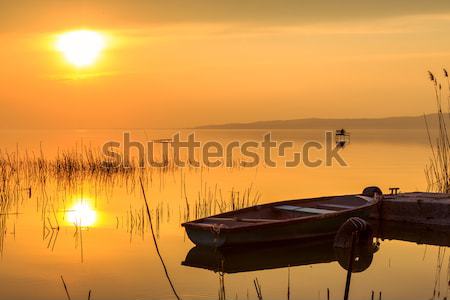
[185,206,373,247]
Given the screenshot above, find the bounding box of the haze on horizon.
[1,1,450,129]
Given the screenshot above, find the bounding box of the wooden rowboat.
[182,187,382,247]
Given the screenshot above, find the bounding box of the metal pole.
[343,231,357,300]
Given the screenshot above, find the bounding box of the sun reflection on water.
[66,200,97,227]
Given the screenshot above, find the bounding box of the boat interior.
[191,195,372,228]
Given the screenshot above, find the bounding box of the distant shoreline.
[196,113,442,130]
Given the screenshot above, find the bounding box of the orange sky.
[1,1,450,128]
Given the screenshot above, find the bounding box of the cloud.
[2,0,450,32]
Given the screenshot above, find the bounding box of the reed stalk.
[60,275,72,300]
[425,69,450,192]
[139,177,182,300]
[253,278,263,300]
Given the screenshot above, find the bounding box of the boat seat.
[206,217,276,223]
[274,205,335,214]
[318,203,355,209]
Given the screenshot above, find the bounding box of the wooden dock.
[371,192,450,226]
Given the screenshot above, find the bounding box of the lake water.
[0,129,448,300]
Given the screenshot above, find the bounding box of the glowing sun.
[56,30,105,67]
[67,201,97,227]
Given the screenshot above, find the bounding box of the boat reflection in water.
[182,219,450,274]
[182,237,379,274]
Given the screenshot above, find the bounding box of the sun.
[67,201,97,227]
[56,30,105,67]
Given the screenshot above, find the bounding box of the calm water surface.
[0,129,448,300]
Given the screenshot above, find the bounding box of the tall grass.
[425,69,450,192]
[182,182,262,222]
[0,142,262,255]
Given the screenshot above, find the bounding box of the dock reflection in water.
[373,220,450,248]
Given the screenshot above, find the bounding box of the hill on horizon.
[196,113,443,130]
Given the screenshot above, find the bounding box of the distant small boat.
[182,187,382,247]
[335,128,350,147]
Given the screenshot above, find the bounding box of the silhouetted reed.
[139,178,182,300]
[0,142,263,256]
[182,182,262,222]
[425,69,450,192]
[60,275,72,300]
[431,247,447,300]
[253,278,263,300]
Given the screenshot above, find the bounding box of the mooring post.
[388,187,400,195]
[343,231,357,300]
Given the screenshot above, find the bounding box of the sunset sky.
[1,1,450,129]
